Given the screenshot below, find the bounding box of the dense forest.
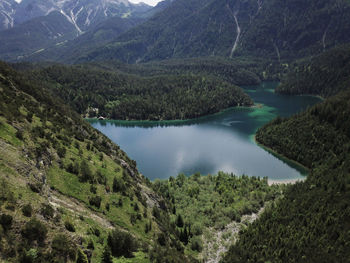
[276,44,350,97]
[85,57,262,86]
[223,88,350,262]
[0,61,196,262]
[25,63,253,121]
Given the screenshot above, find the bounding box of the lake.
[88,82,321,181]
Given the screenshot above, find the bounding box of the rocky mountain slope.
[0,0,151,62]
[2,0,150,31]
[0,0,17,30]
[33,0,350,64]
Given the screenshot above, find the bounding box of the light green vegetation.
[152,172,284,260]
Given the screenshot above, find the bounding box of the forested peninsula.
[22,62,254,121]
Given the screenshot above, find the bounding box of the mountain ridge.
[35,0,350,64]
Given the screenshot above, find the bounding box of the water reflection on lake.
[88,82,321,181]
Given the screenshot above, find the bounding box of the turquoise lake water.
[88,82,321,181]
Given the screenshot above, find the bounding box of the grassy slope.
[0,61,192,263]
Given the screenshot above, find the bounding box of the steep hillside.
[41,0,350,64]
[0,61,193,262]
[276,44,350,97]
[223,89,350,262]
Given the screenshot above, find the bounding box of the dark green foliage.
[89,196,102,208]
[0,214,13,231]
[57,146,66,158]
[87,240,95,250]
[256,90,350,169]
[76,249,88,263]
[277,44,350,97]
[22,204,32,217]
[175,214,184,228]
[224,89,350,262]
[80,160,93,182]
[190,236,203,252]
[64,220,75,232]
[101,246,113,263]
[107,229,137,258]
[51,234,77,262]
[26,63,253,121]
[40,203,54,219]
[21,218,47,243]
[90,184,97,194]
[157,233,167,246]
[16,129,24,140]
[113,177,126,193]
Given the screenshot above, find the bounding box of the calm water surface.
[88,82,321,181]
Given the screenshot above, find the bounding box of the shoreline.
[253,134,310,177]
[85,104,256,124]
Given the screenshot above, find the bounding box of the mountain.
[223,83,350,263]
[0,0,17,30]
[48,0,350,64]
[0,11,78,61]
[140,0,176,18]
[0,61,194,262]
[0,14,143,62]
[12,0,151,32]
[276,44,350,97]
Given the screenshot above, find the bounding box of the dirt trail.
[48,191,114,229]
[202,208,264,263]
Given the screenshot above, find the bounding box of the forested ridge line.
[23,63,253,121]
[276,44,350,97]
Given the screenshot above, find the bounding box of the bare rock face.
[3,0,151,32]
[0,0,17,30]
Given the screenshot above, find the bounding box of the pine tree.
[101,246,113,263]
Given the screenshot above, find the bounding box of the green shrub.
[64,221,75,232]
[101,246,113,263]
[107,229,137,258]
[51,234,77,261]
[76,249,88,263]
[22,204,32,217]
[21,218,47,242]
[113,177,126,192]
[41,203,54,219]
[0,214,13,231]
[190,236,203,252]
[89,196,101,208]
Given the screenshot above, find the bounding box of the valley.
[0,0,350,262]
